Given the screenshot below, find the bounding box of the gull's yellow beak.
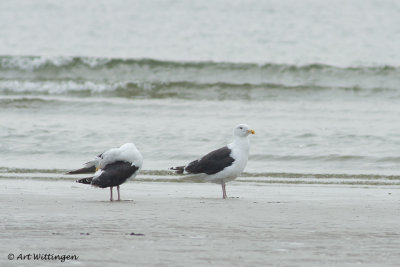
[96,164,101,171]
[248,129,255,134]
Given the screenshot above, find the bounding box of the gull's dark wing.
[184,146,234,175]
[91,161,139,188]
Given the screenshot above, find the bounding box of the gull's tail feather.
[170,166,185,174]
[76,177,93,184]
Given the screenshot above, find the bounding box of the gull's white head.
[233,124,255,138]
[120,143,138,151]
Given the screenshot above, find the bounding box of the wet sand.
[1,179,399,266]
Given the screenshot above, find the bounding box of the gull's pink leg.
[117,185,121,201]
[110,186,113,201]
[222,182,227,199]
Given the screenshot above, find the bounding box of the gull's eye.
[239,127,243,129]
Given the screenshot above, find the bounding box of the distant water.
[0,0,399,182]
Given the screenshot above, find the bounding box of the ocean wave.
[2,167,399,179]
[0,79,397,100]
[1,55,399,72]
[1,55,399,100]
[0,56,400,90]
[1,167,399,186]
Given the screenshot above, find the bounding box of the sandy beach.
[1,178,399,267]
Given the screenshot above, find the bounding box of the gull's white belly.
[205,153,248,184]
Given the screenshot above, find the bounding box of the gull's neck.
[231,135,250,152]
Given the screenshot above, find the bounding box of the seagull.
[67,143,143,201]
[171,124,255,199]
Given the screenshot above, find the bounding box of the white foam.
[0,80,129,94]
[1,56,74,71]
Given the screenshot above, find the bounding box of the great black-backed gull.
[171,124,255,199]
[67,143,143,201]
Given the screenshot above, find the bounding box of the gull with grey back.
[67,143,143,201]
[171,124,255,199]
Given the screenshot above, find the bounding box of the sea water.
[0,0,399,183]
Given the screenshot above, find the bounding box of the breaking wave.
[0,55,399,100]
[1,55,399,73]
[1,167,399,186]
